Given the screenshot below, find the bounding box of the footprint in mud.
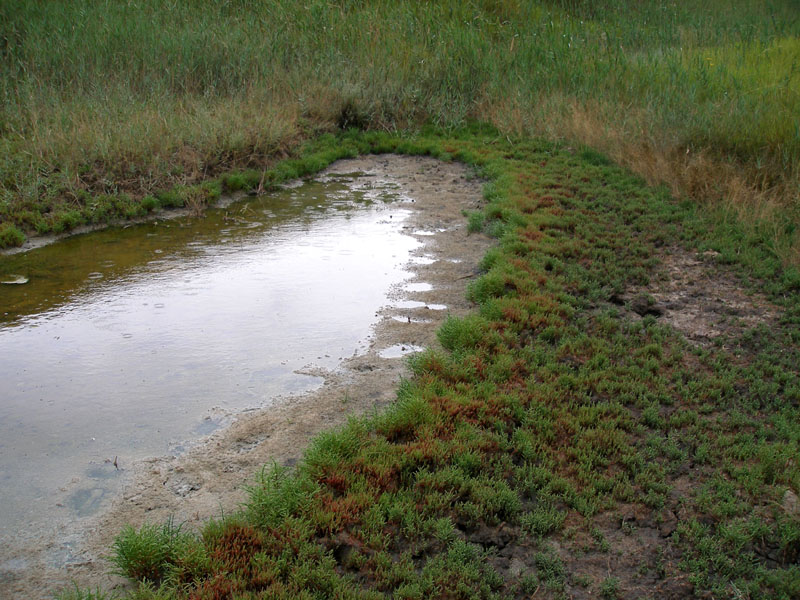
[390,315,432,323]
[169,478,201,497]
[86,464,122,480]
[234,433,270,454]
[0,558,28,583]
[66,487,107,517]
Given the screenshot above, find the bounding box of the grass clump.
[0,222,25,248]
[599,576,620,599]
[55,586,111,600]
[111,519,202,584]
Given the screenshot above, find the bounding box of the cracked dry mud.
[0,155,491,598]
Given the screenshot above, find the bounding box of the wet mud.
[613,246,781,348]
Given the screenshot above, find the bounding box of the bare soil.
[0,155,491,598]
[614,246,781,348]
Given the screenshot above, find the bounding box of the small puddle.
[404,282,433,292]
[393,300,448,310]
[378,344,425,359]
[0,274,28,285]
[0,172,423,541]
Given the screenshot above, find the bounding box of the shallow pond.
[0,173,421,539]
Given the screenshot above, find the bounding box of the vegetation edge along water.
[56,128,800,600]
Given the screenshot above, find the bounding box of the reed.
[2,0,798,257]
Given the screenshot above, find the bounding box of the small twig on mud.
[113,456,118,470]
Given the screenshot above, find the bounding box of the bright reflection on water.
[0,175,420,537]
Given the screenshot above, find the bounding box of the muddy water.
[0,155,490,599]
[0,174,421,541]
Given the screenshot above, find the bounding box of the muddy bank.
[613,246,781,349]
[0,192,250,257]
[0,155,491,598]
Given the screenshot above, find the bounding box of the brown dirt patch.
[614,246,782,348]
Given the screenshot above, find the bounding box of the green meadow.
[2,1,799,260]
[2,1,799,598]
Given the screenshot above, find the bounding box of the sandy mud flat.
[0,155,491,598]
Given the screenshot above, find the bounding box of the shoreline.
[0,154,491,598]
[0,192,250,257]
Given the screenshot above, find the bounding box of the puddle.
[393,300,448,310]
[404,282,433,292]
[0,274,28,285]
[0,154,494,598]
[0,174,422,540]
[378,344,425,359]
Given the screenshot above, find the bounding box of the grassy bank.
[61,129,800,599]
[2,1,799,262]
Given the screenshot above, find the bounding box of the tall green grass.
[2,0,799,253]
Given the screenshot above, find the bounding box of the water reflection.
[0,174,420,538]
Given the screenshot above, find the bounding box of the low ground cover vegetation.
[62,129,800,599]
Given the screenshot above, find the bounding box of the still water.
[0,172,420,538]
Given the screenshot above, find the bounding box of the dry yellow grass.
[484,95,800,266]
